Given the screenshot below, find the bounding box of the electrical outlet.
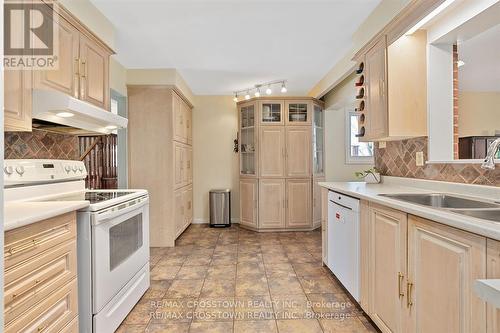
[379,141,386,149]
[416,151,424,166]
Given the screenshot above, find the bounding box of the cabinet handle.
[407,281,413,308]
[80,60,86,78]
[75,58,80,76]
[6,239,37,257]
[398,272,404,298]
[37,324,47,332]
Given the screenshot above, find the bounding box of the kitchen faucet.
[481,138,500,170]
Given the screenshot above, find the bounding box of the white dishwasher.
[327,190,360,301]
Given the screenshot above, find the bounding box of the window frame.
[345,108,374,165]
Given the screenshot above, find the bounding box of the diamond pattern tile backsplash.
[375,137,500,187]
[5,129,79,160]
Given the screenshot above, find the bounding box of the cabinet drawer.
[5,212,76,269]
[60,316,78,333]
[5,278,78,333]
[4,239,77,324]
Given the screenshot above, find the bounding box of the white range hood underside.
[32,89,128,135]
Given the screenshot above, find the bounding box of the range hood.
[32,89,128,135]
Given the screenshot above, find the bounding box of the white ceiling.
[459,23,500,92]
[90,0,381,95]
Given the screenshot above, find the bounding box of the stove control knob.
[4,166,14,175]
[72,165,78,172]
[15,166,25,175]
[65,165,71,173]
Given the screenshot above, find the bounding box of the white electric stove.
[4,159,150,333]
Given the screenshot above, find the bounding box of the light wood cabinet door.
[286,127,311,177]
[487,239,500,333]
[259,100,284,125]
[174,189,185,236]
[173,93,186,143]
[183,186,193,230]
[321,188,328,266]
[79,34,110,110]
[259,127,285,177]
[240,179,258,228]
[174,142,185,189]
[185,102,192,144]
[285,100,312,125]
[34,13,80,99]
[407,215,486,333]
[286,179,311,228]
[365,36,388,140]
[4,69,32,131]
[186,146,193,184]
[312,178,324,227]
[259,179,285,229]
[359,200,371,314]
[368,204,406,333]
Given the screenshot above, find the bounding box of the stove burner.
[46,191,137,205]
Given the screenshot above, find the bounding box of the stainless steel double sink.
[378,193,500,223]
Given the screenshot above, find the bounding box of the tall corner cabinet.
[127,85,193,247]
[238,97,324,231]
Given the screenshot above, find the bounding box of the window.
[345,110,374,164]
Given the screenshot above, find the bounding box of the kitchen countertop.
[474,279,500,309]
[4,201,90,231]
[319,178,500,241]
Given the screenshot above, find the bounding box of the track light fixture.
[232,80,287,102]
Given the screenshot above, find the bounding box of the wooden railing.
[79,135,118,189]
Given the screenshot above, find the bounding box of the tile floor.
[117,225,378,333]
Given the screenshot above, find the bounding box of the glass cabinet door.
[286,101,311,125]
[240,103,256,175]
[312,104,324,175]
[260,101,284,125]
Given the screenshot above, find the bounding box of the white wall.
[192,96,239,223]
[323,74,374,181]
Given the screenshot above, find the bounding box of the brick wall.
[5,129,79,160]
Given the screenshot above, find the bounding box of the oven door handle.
[93,196,149,226]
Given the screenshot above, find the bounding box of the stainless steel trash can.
[209,189,231,227]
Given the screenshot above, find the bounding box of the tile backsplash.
[5,129,79,160]
[375,137,500,187]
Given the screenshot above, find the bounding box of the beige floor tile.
[265,263,296,278]
[299,276,343,294]
[164,279,204,298]
[157,256,187,266]
[211,256,238,266]
[193,297,235,322]
[276,319,323,333]
[262,254,290,264]
[234,295,274,320]
[320,316,371,333]
[184,256,212,266]
[116,324,147,333]
[176,265,209,280]
[292,263,330,277]
[235,276,269,296]
[307,293,362,316]
[236,262,266,278]
[268,276,303,296]
[146,322,190,333]
[189,321,234,333]
[206,265,236,280]
[143,280,172,299]
[124,299,156,325]
[234,320,277,333]
[272,294,314,320]
[149,298,197,323]
[150,265,181,280]
[201,278,236,297]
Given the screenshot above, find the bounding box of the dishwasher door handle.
[329,200,353,211]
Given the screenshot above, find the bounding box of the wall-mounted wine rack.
[355,61,366,138]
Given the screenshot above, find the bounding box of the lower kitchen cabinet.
[368,204,407,333]
[312,178,324,228]
[359,200,370,313]
[259,179,285,229]
[407,215,486,333]
[174,185,193,238]
[239,178,258,228]
[321,187,328,266]
[286,179,311,228]
[3,212,79,332]
[486,239,500,333]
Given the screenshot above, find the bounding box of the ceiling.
[90,0,381,95]
[459,23,500,92]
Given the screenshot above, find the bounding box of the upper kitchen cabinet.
[239,101,258,176]
[34,4,113,110]
[354,30,427,142]
[285,100,312,126]
[173,91,193,144]
[312,103,324,176]
[259,100,284,125]
[4,70,32,132]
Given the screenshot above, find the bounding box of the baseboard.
[192,218,240,224]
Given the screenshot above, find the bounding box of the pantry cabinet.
[4,212,79,332]
[5,2,114,132]
[128,86,194,247]
[354,31,427,141]
[238,97,324,231]
[359,201,488,333]
[486,239,500,333]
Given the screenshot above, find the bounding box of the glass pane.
[350,114,373,157]
[262,103,281,123]
[241,105,255,174]
[241,105,255,128]
[314,105,323,127]
[288,103,308,122]
[109,214,143,271]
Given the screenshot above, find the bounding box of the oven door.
[92,195,149,313]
